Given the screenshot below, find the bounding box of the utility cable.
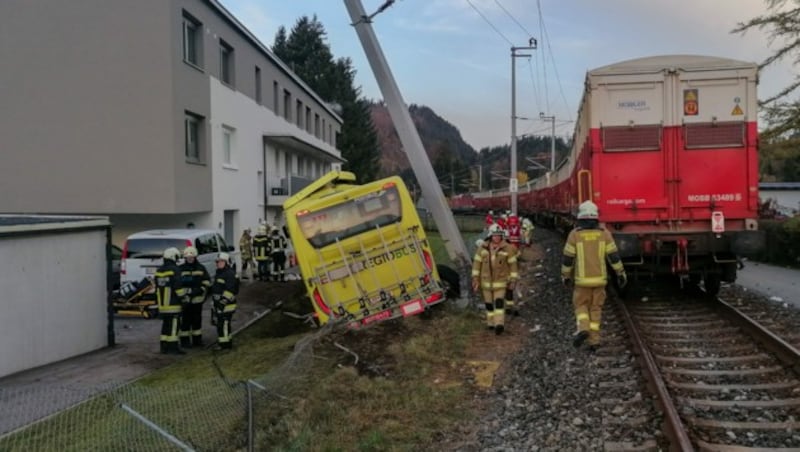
[494,0,535,39]
[537,0,573,120]
[536,0,550,113]
[465,0,514,46]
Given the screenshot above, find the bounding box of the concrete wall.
[0,0,180,214]
[1,230,108,378]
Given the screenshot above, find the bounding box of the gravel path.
[451,228,665,451]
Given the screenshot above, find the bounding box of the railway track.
[617,286,800,451]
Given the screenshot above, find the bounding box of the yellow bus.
[284,171,447,327]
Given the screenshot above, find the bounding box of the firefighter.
[252,225,270,281]
[506,213,522,249]
[211,252,238,350]
[269,227,288,282]
[178,246,211,348]
[522,217,534,247]
[485,210,495,228]
[472,224,519,334]
[154,247,190,354]
[239,228,254,280]
[562,200,627,353]
[496,213,507,230]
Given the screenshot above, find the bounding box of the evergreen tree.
[272,16,381,182]
[734,1,800,140]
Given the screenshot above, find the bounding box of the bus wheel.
[436,264,460,299]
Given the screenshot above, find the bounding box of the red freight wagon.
[473,55,764,295]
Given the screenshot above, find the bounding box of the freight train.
[453,55,765,295]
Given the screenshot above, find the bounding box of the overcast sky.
[223,0,794,150]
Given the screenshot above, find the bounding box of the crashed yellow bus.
[284,170,448,327]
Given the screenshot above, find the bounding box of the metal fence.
[0,327,327,452]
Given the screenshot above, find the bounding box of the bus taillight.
[422,249,433,270]
[312,288,331,315]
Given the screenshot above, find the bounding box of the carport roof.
[0,215,110,237]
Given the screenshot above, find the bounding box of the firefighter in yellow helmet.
[155,247,190,354]
[472,224,519,334]
[562,200,627,353]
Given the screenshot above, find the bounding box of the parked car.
[120,229,239,286]
[111,244,122,289]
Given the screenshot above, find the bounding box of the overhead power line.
[536,0,573,121]
[465,0,513,46]
[494,0,535,39]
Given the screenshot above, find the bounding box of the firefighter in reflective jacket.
[268,228,288,282]
[178,246,211,348]
[211,253,238,349]
[562,200,627,352]
[472,224,519,334]
[155,247,190,354]
[252,225,270,281]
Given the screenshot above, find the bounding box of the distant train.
[452,55,765,295]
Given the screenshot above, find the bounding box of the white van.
[120,229,239,285]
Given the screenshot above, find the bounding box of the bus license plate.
[401,300,423,317]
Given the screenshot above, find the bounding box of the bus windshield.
[298,185,402,248]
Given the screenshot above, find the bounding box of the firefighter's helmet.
[577,200,599,219]
[183,246,198,258]
[216,252,230,263]
[258,225,267,235]
[488,224,505,236]
[163,247,181,261]
[488,210,494,215]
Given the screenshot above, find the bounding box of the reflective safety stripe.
[509,272,519,279]
[472,270,480,277]
[222,290,235,300]
[473,255,483,263]
[605,241,618,253]
[611,261,624,273]
[589,322,601,331]
[564,243,576,256]
[597,241,608,280]
[507,256,517,264]
[159,306,181,314]
[482,281,508,289]
[222,303,237,313]
[575,276,606,287]
[561,265,572,277]
[576,243,586,280]
[576,313,589,321]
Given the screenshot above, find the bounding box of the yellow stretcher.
[112,278,157,319]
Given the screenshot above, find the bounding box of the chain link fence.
[0,323,331,452]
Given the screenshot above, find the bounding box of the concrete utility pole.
[344,0,470,273]
[539,112,556,171]
[511,41,537,215]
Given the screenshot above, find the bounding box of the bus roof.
[283,170,358,210]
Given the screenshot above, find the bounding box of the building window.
[220,40,234,86]
[222,125,235,166]
[283,89,291,122]
[255,66,262,104]
[185,112,203,163]
[285,153,291,176]
[297,156,305,176]
[182,12,202,67]
[329,124,333,145]
[296,100,303,128]
[305,107,311,133]
[272,81,279,114]
[314,113,320,138]
[322,119,326,142]
[274,149,280,175]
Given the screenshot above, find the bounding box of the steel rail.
[714,297,800,374]
[614,297,694,452]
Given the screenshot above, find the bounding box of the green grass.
[2,288,485,452]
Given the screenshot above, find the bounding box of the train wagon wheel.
[704,274,721,298]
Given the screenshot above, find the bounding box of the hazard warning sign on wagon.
[683,89,699,116]
[711,211,725,233]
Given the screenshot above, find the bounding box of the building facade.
[0,0,343,245]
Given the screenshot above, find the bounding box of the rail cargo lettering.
[450,55,765,296]
[284,170,446,327]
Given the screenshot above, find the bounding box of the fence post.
[246,382,254,452]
